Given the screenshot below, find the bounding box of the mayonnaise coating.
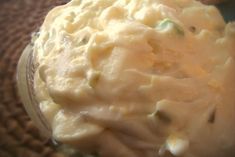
[33,0,235,156]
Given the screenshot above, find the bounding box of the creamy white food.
[33,0,235,157]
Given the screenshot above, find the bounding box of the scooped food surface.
[33,0,235,156]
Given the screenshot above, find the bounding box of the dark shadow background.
[216,0,235,22]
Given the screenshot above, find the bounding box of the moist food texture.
[33,0,235,157]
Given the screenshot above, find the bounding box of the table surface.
[0,1,67,157]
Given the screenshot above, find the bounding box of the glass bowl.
[17,42,96,157]
[17,43,51,137]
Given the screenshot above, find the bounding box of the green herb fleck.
[157,18,185,36]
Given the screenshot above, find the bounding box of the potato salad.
[33,0,235,157]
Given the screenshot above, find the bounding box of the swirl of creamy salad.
[33,0,235,156]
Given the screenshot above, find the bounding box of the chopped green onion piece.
[157,18,185,35]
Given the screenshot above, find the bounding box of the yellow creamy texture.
[33,0,235,157]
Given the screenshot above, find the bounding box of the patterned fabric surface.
[0,1,68,157]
